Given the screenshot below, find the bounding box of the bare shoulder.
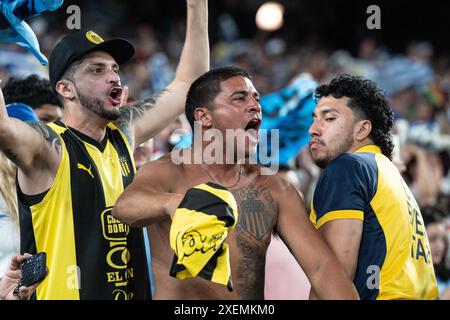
[135,153,182,191]
[138,154,180,175]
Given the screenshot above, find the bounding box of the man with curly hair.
[308,74,438,299]
[3,75,62,123]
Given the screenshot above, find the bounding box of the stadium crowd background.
[1,0,449,299]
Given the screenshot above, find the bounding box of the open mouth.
[108,87,123,106]
[244,118,261,132]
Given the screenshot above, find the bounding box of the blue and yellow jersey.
[310,145,438,300]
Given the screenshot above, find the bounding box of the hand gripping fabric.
[169,182,239,291]
[0,0,64,65]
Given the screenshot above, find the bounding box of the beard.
[74,85,120,121]
[313,130,354,169]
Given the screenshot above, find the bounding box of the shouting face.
[71,51,124,121]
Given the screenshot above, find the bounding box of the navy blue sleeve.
[312,153,377,228]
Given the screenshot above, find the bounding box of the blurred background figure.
[1,0,450,299]
[0,151,20,278]
[133,139,153,170]
[0,102,38,278]
[2,74,62,122]
[422,205,450,299]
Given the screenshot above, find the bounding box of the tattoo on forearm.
[26,121,62,155]
[116,90,167,147]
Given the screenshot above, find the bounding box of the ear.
[355,119,372,142]
[194,107,212,128]
[55,80,75,100]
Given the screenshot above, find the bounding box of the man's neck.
[349,139,375,153]
[203,163,241,177]
[188,147,242,181]
[61,105,109,143]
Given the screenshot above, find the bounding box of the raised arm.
[117,0,209,149]
[112,155,183,227]
[0,85,60,195]
[275,183,359,300]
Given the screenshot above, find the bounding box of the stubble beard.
[313,131,354,169]
[75,85,120,121]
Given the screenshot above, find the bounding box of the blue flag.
[258,73,317,166]
[0,0,63,65]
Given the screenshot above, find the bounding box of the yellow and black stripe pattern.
[169,182,238,291]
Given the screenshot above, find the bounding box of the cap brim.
[83,38,135,66]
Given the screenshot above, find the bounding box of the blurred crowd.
[1,0,449,299]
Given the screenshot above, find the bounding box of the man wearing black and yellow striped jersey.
[113,67,359,300]
[308,74,438,300]
[0,0,209,300]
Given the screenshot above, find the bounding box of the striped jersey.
[18,120,151,300]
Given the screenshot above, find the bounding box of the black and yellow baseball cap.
[49,29,135,89]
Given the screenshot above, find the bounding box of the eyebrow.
[312,107,340,118]
[231,90,260,99]
[86,62,119,69]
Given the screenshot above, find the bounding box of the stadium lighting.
[255,2,284,32]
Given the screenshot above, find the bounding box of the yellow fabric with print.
[169,182,238,291]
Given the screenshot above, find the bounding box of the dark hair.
[421,204,447,226]
[60,59,84,84]
[3,75,62,109]
[315,74,395,159]
[185,66,252,130]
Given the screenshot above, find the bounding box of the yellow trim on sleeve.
[316,210,364,229]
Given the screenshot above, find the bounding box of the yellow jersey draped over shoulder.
[18,121,151,300]
[310,145,438,300]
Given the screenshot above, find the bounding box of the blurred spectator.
[402,142,447,206]
[150,117,188,160]
[2,75,62,122]
[134,139,153,170]
[0,102,38,277]
[0,0,449,300]
[0,152,19,278]
[407,41,434,65]
[422,205,450,299]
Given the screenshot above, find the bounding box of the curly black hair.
[315,74,395,160]
[3,75,62,110]
[421,204,447,226]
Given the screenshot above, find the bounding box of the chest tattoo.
[232,183,277,240]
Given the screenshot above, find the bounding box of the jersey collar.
[354,144,382,154]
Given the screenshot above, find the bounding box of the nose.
[247,96,262,115]
[309,119,321,137]
[107,69,120,85]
